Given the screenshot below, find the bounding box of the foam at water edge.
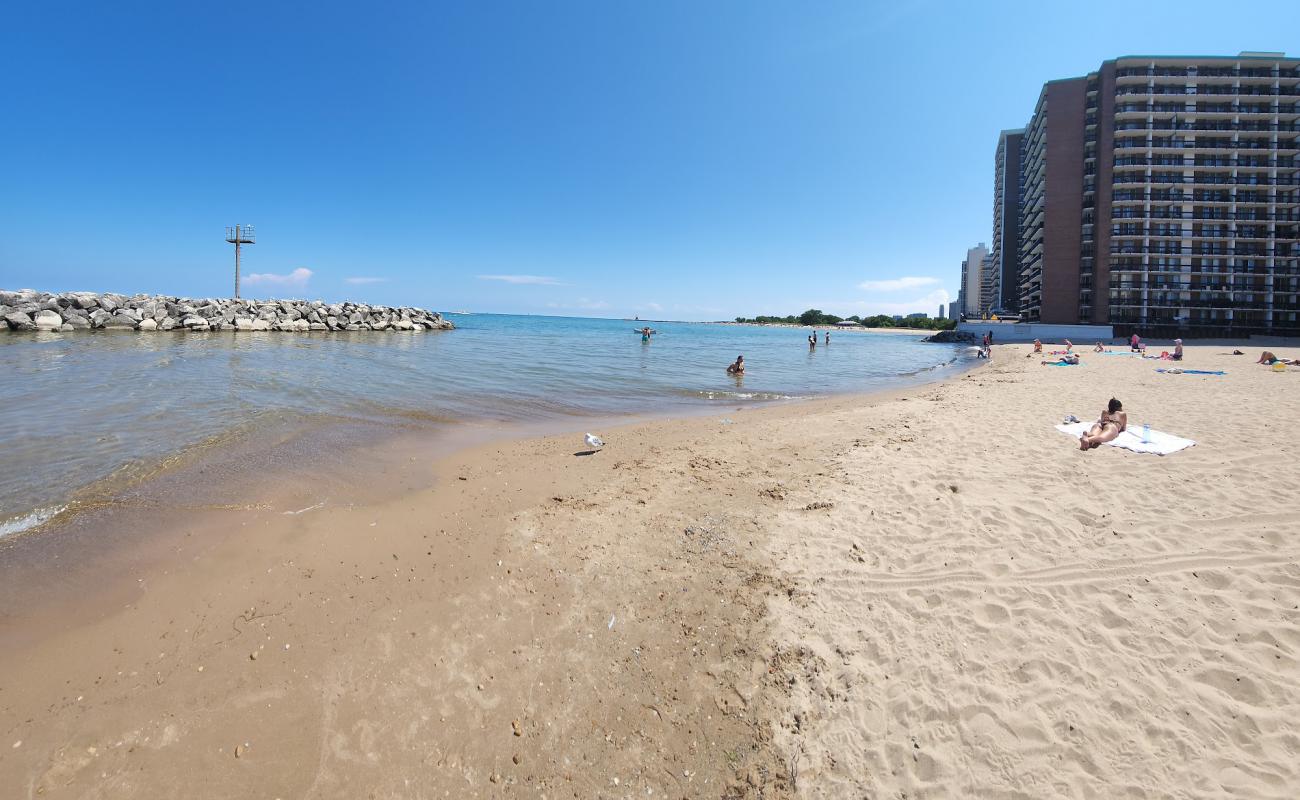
[0,506,67,538]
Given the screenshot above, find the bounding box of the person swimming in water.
[726,355,745,374]
[1079,398,1127,451]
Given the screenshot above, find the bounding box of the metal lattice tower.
[225,224,256,298]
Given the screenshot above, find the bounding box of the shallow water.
[0,315,972,533]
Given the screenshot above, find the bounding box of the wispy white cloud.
[478,274,565,286]
[546,298,610,311]
[857,276,940,292]
[643,302,664,313]
[813,288,952,318]
[244,267,313,289]
[673,303,725,316]
[345,276,388,285]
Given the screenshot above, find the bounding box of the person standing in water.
[824,330,830,345]
[726,355,745,374]
[808,332,817,348]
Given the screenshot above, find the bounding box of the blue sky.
[1,1,1293,320]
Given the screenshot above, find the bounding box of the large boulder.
[136,318,158,331]
[33,310,63,331]
[5,311,35,330]
[103,314,138,329]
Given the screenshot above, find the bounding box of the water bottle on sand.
[1142,423,1150,444]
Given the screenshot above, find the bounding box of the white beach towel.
[1055,421,1196,455]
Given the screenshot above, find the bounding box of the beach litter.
[607,614,616,630]
[282,501,325,516]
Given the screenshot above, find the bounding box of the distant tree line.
[733,308,957,331]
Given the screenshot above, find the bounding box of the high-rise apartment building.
[960,242,988,317]
[990,129,1024,314]
[1006,52,1299,336]
[979,252,997,314]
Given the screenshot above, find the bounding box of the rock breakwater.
[0,290,453,332]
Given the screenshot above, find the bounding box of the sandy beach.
[2,342,1299,798]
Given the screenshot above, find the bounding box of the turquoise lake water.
[0,314,973,534]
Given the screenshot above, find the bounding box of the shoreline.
[0,344,975,542]
[3,343,1298,796]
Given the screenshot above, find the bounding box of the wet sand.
[2,343,1299,798]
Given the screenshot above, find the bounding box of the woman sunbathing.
[1080,398,1126,451]
[1042,353,1080,366]
[1256,351,1293,365]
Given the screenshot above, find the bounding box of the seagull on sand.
[584,433,605,450]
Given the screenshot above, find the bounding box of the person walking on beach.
[1079,398,1127,451]
[727,355,745,374]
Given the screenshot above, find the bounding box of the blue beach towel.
[1045,361,1081,367]
[1156,368,1225,375]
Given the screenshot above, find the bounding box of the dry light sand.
[1,342,1298,798]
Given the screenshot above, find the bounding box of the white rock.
[33,310,62,331]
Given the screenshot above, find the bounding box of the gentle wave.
[0,506,67,538]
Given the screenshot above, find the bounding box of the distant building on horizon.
[996,51,1298,336]
[906,312,928,320]
[979,251,997,315]
[960,242,988,317]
